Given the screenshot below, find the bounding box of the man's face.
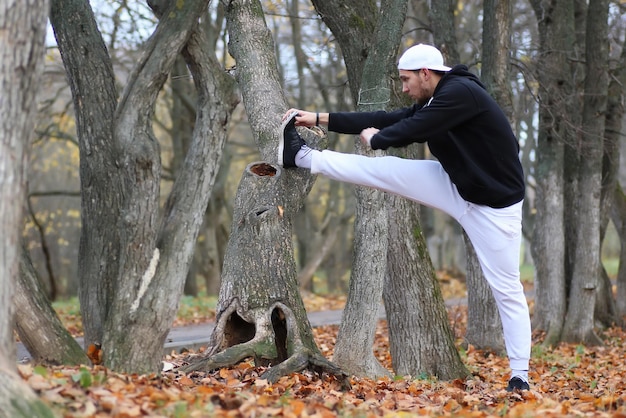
[399,69,432,105]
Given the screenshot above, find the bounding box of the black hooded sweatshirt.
[327,64,525,209]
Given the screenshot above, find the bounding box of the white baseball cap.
[397,44,451,72]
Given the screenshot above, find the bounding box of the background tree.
[562,0,610,344]
[613,183,626,324]
[0,0,56,416]
[606,33,626,325]
[529,0,574,345]
[530,0,620,346]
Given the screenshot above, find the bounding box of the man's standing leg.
[459,201,532,391]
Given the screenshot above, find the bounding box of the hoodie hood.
[445,64,486,90]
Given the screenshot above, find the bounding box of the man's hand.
[360,127,379,148]
[283,109,317,127]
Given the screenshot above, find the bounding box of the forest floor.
[18,272,626,417]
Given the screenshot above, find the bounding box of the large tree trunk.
[183,163,348,386]
[14,246,89,365]
[181,0,348,385]
[562,0,609,345]
[384,192,469,379]
[529,0,574,346]
[0,0,55,416]
[50,0,238,374]
[334,185,390,378]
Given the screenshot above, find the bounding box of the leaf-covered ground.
[19,274,626,417]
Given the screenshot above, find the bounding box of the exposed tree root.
[178,299,351,389]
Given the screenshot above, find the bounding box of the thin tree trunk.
[50,0,119,348]
[335,188,390,378]
[169,56,200,297]
[561,0,585,338]
[529,0,574,346]
[310,0,383,378]
[613,183,626,324]
[596,23,626,327]
[288,0,308,108]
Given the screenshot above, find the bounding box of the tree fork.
[181,163,350,388]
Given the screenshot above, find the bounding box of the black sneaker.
[506,376,530,392]
[278,111,305,168]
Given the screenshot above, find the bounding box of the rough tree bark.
[0,0,55,416]
[384,192,469,379]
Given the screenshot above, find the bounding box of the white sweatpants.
[311,150,531,372]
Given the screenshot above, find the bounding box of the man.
[278,43,531,392]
